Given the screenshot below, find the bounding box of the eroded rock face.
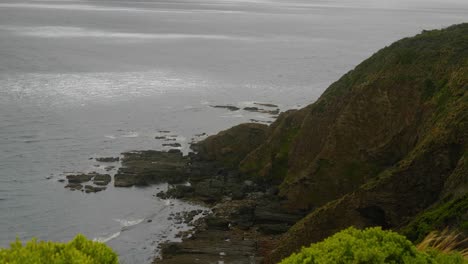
[114,150,189,187]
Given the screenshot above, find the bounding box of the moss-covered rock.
[192,123,269,168]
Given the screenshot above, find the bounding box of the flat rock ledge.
[64,172,111,193]
[114,149,189,187]
[153,156,306,264]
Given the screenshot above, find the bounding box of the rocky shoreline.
[56,124,297,263]
[51,25,468,263]
[61,135,303,263]
[150,148,305,264]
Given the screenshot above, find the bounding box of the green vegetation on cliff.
[401,194,468,243]
[195,23,467,262]
[0,234,118,264]
[240,23,468,210]
[280,227,466,264]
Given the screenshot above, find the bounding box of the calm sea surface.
[0,0,467,262]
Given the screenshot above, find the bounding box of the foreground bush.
[280,227,466,264]
[0,234,118,264]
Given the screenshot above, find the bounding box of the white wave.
[104,135,116,139]
[114,218,145,227]
[121,132,139,138]
[93,231,121,243]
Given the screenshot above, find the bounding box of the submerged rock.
[66,174,94,184]
[93,174,111,186]
[254,102,278,108]
[95,157,119,162]
[243,107,280,115]
[104,166,115,172]
[84,185,106,193]
[210,105,240,111]
[162,143,181,147]
[64,173,112,192]
[65,183,83,191]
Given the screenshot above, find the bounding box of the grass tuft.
[417,229,468,259]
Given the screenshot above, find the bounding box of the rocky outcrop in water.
[95,157,119,162]
[63,172,112,192]
[114,150,189,187]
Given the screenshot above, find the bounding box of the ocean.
[0,0,467,262]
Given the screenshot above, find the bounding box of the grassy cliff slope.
[195,23,467,262]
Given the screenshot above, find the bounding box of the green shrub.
[280,227,466,264]
[0,234,118,264]
[401,194,468,243]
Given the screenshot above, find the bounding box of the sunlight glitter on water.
[0,71,208,107]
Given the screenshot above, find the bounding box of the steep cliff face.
[239,23,467,211]
[266,24,467,261]
[194,23,467,262]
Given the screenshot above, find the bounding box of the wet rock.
[243,107,280,115]
[114,150,189,187]
[205,216,230,231]
[84,185,106,193]
[158,185,194,199]
[258,223,290,235]
[254,205,303,224]
[243,106,260,112]
[93,174,111,186]
[210,105,240,111]
[66,174,93,184]
[104,166,115,172]
[192,180,224,203]
[114,175,137,187]
[96,157,119,162]
[158,130,171,133]
[160,243,182,255]
[168,149,181,154]
[263,109,280,115]
[254,102,278,108]
[155,136,166,139]
[162,143,181,147]
[156,229,258,264]
[65,183,83,191]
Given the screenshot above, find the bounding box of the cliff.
[194,23,467,262]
